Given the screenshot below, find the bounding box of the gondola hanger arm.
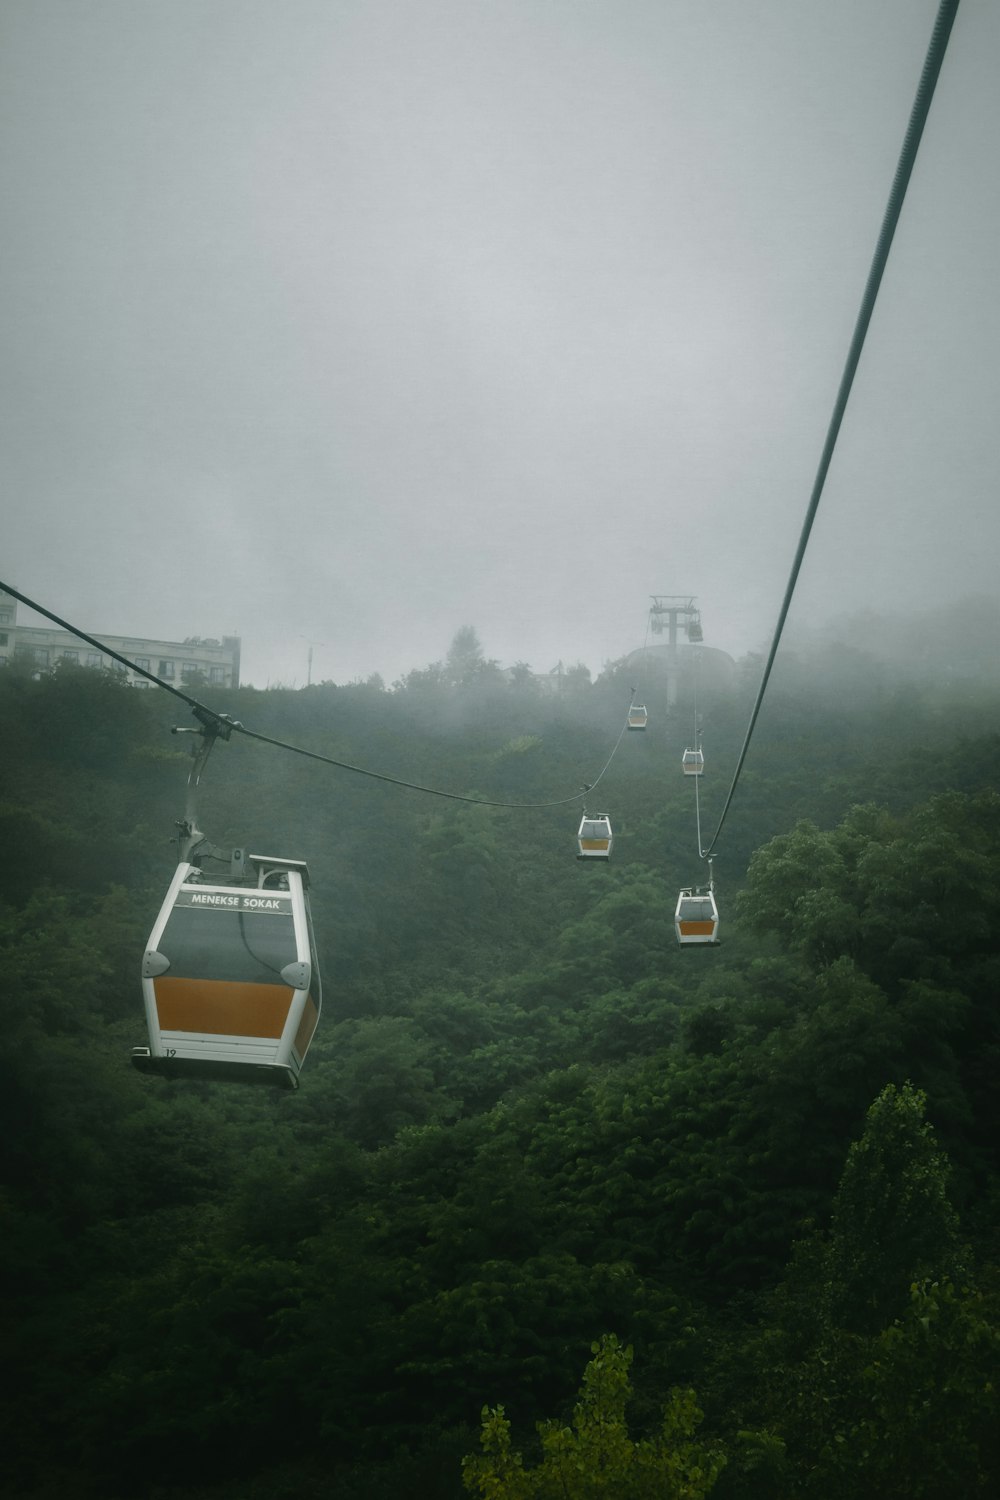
[172,710,236,863]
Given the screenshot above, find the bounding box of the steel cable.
[700,0,960,860]
[0,579,635,811]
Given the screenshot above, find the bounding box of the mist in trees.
[2,620,999,1498]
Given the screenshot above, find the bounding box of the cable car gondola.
[577,814,613,860]
[681,747,704,775]
[131,854,321,1089]
[627,704,648,731]
[674,888,719,945]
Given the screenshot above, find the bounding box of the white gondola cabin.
[627,704,648,731]
[131,854,321,1089]
[674,888,719,945]
[681,747,704,775]
[577,814,613,860]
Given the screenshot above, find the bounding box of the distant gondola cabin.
[682,747,704,775]
[674,888,719,945]
[131,855,321,1089]
[627,704,648,731]
[577,814,613,860]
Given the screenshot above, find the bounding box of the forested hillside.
[2,641,999,1499]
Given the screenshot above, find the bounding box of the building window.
[210,665,227,683]
[0,633,8,648]
[135,656,150,671]
[158,660,174,679]
[62,649,79,662]
[181,661,201,681]
[0,610,11,625]
[86,651,102,667]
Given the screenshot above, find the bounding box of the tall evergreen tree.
[825,1080,962,1335]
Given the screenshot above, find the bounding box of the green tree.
[508,662,537,691]
[562,660,592,690]
[774,1278,1000,1500]
[737,815,863,969]
[318,1016,454,1148]
[825,1081,962,1335]
[847,1276,1000,1497]
[739,794,1000,995]
[754,1084,984,1497]
[447,626,487,688]
[463,1334,725,1499]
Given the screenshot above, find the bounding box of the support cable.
[0,584,215,712]
[635,608,652,702]
[234,703,634,810]
[700,0,960,861]
[694,764,704,861]
[0,579,634,811]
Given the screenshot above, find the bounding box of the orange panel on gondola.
[154,976,292,1038]
[294,996,320,1057]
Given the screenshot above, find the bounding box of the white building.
[0,590,240,688]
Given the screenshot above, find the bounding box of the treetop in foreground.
[462,1333,725,1499]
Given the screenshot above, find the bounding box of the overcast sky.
[2,1,995,687]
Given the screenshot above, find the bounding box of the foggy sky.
[3,1,996,688]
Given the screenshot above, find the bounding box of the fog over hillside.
[777,594,1000,685]
[3,1,997,687]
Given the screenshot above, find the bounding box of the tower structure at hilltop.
[648,595,703,647]
[641,595,707,707]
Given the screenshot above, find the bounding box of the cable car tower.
[648,595,703,646]
[648,596,703,706]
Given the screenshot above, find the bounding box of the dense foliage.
[2,634,999,1499]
